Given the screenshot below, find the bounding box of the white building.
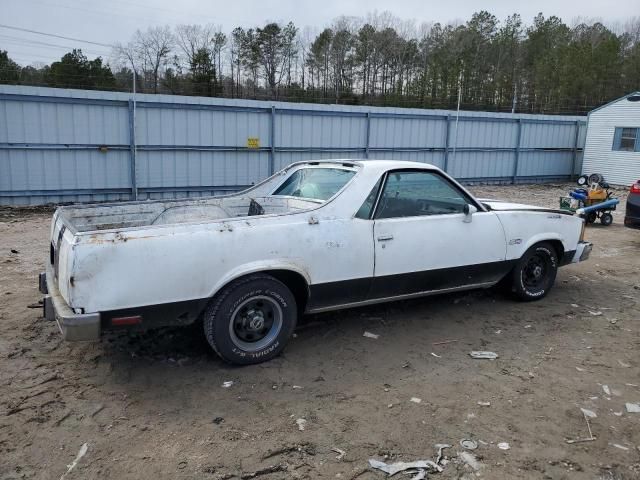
[582,92,640,186]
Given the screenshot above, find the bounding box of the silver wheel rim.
[229,295,283,352]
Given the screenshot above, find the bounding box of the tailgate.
[49,210,77,307]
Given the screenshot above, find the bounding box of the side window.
[374,171,472,219]
[613,127,639,152]
[355,176,383,219]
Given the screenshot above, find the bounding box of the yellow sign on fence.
[247,137,260,149]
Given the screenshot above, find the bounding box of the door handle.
[377,235,394,242]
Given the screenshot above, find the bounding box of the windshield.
[272,167,356,201]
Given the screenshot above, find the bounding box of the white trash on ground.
[469,351,499,360]
[625,403,640,413]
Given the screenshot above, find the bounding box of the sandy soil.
[0,184,639,480]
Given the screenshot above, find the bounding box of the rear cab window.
[272,167,356,201]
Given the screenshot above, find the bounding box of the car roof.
[290,159,440,174]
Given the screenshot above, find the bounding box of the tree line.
[1,11,639,114]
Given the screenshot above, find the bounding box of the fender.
[512,232,566,260]
[206,260,312,299]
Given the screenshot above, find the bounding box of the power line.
[0,35,111,57]
[0,24,112,48]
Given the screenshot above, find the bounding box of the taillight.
[631,181,640,194]
[111,315,142,326]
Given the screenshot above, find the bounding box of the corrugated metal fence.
[0,85,587,205]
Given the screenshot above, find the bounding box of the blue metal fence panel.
[369,116,446,149]
[0,85,587,205]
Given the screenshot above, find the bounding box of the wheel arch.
[207,263,311,312]
[519,234,566,263]
[499,237,566,283]
[544,239,565,264]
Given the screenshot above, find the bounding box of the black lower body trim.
[101,298,209,332]
[307,260,516,311]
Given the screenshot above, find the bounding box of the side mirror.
[463,204,477,223]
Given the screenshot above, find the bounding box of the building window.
[613,127,639,151]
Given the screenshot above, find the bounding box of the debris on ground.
[589,311,603,316]
[602,385,611,395]
[295,418,307,431]
[566,408,597,444]
[261,443,315,460]
[434,444,451,467]
[477,401,491,407]
[625,403,640,413]
[432,339,458,346]
[363,331,380,339]
[618,360,631,368]
[213,417,224,424]
[460,439,478,450]
[469,351,498,360]
[222,381,234,388]
[331,447,345,460]
[292,385,303,389]
[457,451,482,471]
[497,442,510,450]
[60,443,88,480]
[368,459,442,476]
[430,352,441,358]
[410,397,422,404]
[240,463,288,479]
[611,443,629,451]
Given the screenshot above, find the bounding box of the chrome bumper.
[571,241,593,263]
[40,265,100,341]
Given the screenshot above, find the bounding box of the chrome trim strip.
[306,281,496,313]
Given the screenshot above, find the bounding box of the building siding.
[583,95,640,186]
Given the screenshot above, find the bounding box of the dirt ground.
[1,183,639,480]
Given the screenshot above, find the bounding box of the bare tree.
[175,24,213,69]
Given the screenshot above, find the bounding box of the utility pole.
[452,66,463,161]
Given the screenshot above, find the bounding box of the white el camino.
[40,160,592,364]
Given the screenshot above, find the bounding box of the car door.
[369,169,508,299]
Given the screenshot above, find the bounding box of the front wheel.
[600,212,613,226]
[510,242,558,301]
[203,274,297,365]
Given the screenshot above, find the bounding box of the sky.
[1,0,638,65]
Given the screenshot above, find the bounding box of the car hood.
[479,199,573,215]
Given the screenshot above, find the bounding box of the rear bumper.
[40,265,100,341]
[571,241,593,263]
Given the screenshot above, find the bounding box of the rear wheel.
[203,274,297,365]
[510,242,558,301]
[585,212,597,224]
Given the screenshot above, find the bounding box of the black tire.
[585,212,597,224]
[600,212,613,226]
[510,242,558,301]
[203,274,297,365]
[576,175,588,186]
[588,173,603,184]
